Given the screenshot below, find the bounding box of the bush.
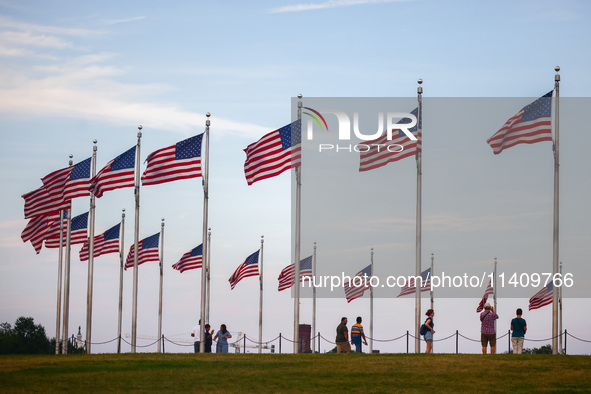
[0,317,52,354]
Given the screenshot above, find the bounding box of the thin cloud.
[104,16,146,25]
[269,0,411,13]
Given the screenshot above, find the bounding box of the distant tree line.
[0,316,52,354]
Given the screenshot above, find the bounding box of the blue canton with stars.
[111,146,136,171]
[522,91,552,122]
[103,223,120,241]
[175,133,203,160]
[70,157,91,180]
[141,233,160,250]
[278,119,301,150]
[398,107,421,137]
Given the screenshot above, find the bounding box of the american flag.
[172,244,203,273]
[80,223,121,261]
[45,211,88,248]
[142,134,203,186]
[90,146,136,198]
[277,255,313,291]
[63,157,91,200]
[124,232,160,270]
[243,120,301,185]
[22,185,69,219]
[529,282,554,311]
[229,250,260,289]
[344,264,372,303]
[21,214,57,254]
[487,92,553,155]
[359,108,421,172]
[476,280,494,312]
[397,268,431,298]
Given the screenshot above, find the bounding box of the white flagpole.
[294,94,303,353]
[206,228,211,325]
[552,66,560,354]
[430,252,434,353]
[158,218,165,353]
[370,247,374,354]
[199,113,211,353]
[414,80,423,353]
[312,242,317,353]
[55,209,64,354]
[259,235,264,354]
[85,140,97,354]
[117,209,125,354]
[61,155,73,354]
[131,126,142,353]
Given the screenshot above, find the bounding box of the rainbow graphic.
[303,107,328,131]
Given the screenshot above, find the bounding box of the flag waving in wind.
[125,232,160,270]
[487,92,553,155]
[344,264,372,303]
[397,268,431,298]
[476,280,494,312]
[45,211,88,248]
[359,108,421,172]
[63,157,91,200]
[80,223,121,261]
[277,255,313,291]
[142,134,203,186]
[90,146,136,198]
[243,120,301,185]
[172,244,203,273]
[229,250,260,289]
[529,282,554,311]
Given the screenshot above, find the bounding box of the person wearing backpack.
[480,303,499,354]
[510,308,527,354]
[422,309,435,353]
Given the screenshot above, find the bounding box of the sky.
[0,0,590,354]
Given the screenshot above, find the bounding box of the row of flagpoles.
[21,68,563,354]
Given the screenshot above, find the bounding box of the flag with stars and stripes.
[80,222,121,261]
[21,213,58,254]
[397,268,431,298]
[277,255,313,291]
[45,210,88,248]
[344,264,372,303]
[487,92,553,155]
[142,133,203,186]
[529,282,554,311]
[90,146,136,198]
[243,120,301,185]
[476,280,494,312]
[63,157,91,200]
[359,107,421,172]
[125,232,160,270]
[172,244,203,273]
[229,250,260,289]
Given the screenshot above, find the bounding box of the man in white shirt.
[191,319,201,353]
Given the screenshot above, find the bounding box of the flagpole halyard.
[61,155,73,354]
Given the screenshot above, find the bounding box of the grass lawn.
[1,353,590,392]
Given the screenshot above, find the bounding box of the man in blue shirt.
[510,308,527,354]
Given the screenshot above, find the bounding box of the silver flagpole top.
[555,66,560,72]
[206,113,211,127]
[69,154,73,166]
[122,208,125,218]
[555,66,560,81]
[137,125,142,138]
[418,79,423,84]
[418,79,423,94]
[298,94,302,99]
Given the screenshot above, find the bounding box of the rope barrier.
[163,337,193,347]
[87,337,119,345]
[432,333,456,342]
[566,332,591,343]
[366,333,407,342]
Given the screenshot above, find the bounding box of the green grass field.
[1,353,590,392]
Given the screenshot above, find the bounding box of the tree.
[522,344,553,354]
[0,316,52,354]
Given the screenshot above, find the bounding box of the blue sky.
[0,0,590,354]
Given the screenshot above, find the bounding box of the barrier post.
[564,329,567,355]
[162,335,165,353]
[243,335,246,354]
[406,330,409,354]
[279,333,282,354]
[318,332,320,353]
[456,330,458,354]
[508,330,511,354]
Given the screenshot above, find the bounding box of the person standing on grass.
[510,308,527,354]
[351,316,368,353]
[424,309,435,354]
[480,303,498,354]
[335,317,351,354]
[214,324,232,353]
[204,324,214,353]
[190,319,201,353]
